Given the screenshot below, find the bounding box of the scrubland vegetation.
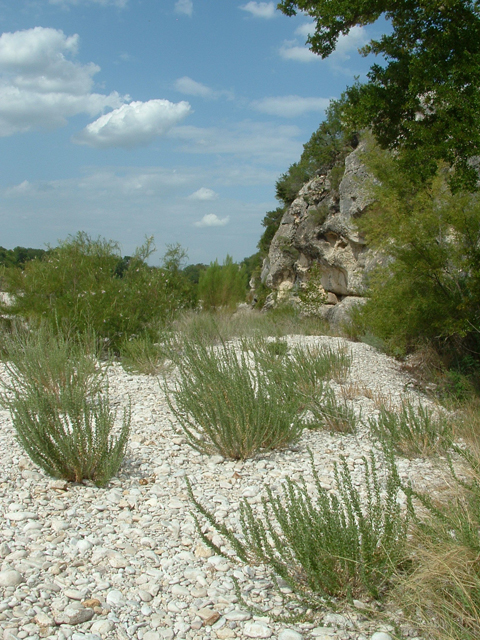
[2,1,480,634]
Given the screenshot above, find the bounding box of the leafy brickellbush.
[165,337,303,459]
[0,324,129,486]
[188,450,408,600]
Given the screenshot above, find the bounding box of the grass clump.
[308,388,358,434]
[165,338,303,460]
[369,400,453,458]
[397,429,480,639]
[188,450,408,601]
[0,324,130,486]
[120,332,169,375]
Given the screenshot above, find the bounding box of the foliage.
[308,387,358,434]
[257,207,286,256]
[189,450,408,600]
[278,0,480,192]
[164,337,303,460]
[198,255,248,311]
[0,233,195,351]
[297,263,328,315]
[398,427,480,639]
[275,96,357,207]
[353,147,480,354]
[120,332,169,376]
[0,324,129,486]
[369,401,453,458]
[0,246,49,269]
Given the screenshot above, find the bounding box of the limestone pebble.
[0,336,444,639]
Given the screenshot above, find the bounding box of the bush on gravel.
[0,323,130,486]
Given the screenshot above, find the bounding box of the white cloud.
[252,95,330,117]
[188,187,219,201]
[295,22,314,38]
[240,2,275,18]
[0,27,124,136]
[74,99,192,149]
[279,41,317,63]
[195,214,230,228]
[175,76,212,98]
[170,121,302,164]
[280,25,368,70]
[175,0,193,17]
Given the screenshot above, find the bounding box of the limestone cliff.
[261,140,379,324]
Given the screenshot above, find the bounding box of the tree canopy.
[278,0,480,191]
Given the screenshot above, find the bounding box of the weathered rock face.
[263,141,378,319]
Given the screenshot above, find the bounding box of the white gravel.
[0,336,442,640]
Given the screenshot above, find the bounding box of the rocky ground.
[0,336,450,640]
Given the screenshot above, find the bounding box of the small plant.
[289,342,351,385]
[164,338,303,460]
[308,387,358,434]
[369,401,453,458]
[120,332,169,375]
[396,430,480,639]
[0,324,129,486]
[188,450,409,600]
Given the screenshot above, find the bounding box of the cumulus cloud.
[240,2,275,18]
[175,0,193,17]
[74,99,191,149]
[188,187,219,201]
[252,95,330,117]
[0,27,124,136]
[175,76,212,98]
[194,214,229,228]
[279,41,317,63]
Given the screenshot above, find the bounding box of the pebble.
[0,338,449,640]
[0,571,23,587]
[279,631,303,640]
[244,622,273,638]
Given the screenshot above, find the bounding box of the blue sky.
[0,0,381,265]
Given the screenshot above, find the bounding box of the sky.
[0,0,383,265]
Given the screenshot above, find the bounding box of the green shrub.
[165,338,303,459]
[369,401,453,458]
[188,450,408,600]
[398,431,480,639]
[198,255,248,311]
[0,233,195,351]
[0,325,129,486]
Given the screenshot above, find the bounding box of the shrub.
[188,450,408,600]
[198,255,248,311]
[165,338,303,459]
[369,401,453,458]
[397,430,480,639]
[0,325,129,486]
[120,332,169,376]
[0,233,195,351]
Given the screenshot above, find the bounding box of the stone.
[279,631,303,640]
[216,630,236,639]
[90,620,114,635]
[371,634,392,640]
[196,608,220,625]
[194,544,213,559]
[54,605,94,625]
[224,610,251,621]
[143,633,161,640]
[106,590,125,606]
[0,570,23,587]
[34,612,54,627]
[244,622,273,638]
[81,599,101,609]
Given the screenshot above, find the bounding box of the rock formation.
[261,140,379,325]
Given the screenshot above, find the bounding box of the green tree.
[278,0,480,191]
[198,255,248,311]
[354,145,480,354]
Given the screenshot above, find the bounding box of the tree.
[278,0,480,191]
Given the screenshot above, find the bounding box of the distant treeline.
[0,246,50,268]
